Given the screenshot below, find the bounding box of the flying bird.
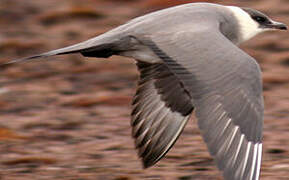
[3,3,287,180]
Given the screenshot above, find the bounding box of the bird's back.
[108,3,228,36]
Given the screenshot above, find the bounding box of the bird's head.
[226,6,287,43]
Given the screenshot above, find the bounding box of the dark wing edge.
[131,61,194,168]
[132,32,264,180]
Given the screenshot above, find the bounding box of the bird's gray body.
[4,2,287,180]
[26,3,240,60]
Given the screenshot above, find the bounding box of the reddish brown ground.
[0,0,288,179]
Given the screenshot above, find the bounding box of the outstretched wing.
[133,29,264,180]
[131,61,194,168]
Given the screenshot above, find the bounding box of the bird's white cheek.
[237,17,265,43]
[239,27,263,43]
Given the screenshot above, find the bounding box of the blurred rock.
[39,7,104,26]
[0,127,27,140]
[3,156,57,166]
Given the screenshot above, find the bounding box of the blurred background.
[0,0,288,179]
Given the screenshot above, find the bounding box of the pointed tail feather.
[0,40,97,66]
[1,34,133,67]
[1,52,59,66]
[0,33,120,66]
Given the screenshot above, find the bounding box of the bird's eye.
[252,16,267,23]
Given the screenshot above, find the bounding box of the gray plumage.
[3,3,287,180]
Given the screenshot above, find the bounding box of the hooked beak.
[267,21,288,30]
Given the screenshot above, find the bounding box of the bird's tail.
[1,33,131,66]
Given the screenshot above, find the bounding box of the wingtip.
[141,157,156,169]
[142,161,152,169]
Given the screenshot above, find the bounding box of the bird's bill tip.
[269,21,288,30]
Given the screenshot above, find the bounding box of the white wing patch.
[256,143,263,179]
[241,141,252,179]
[250,143,258,180]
